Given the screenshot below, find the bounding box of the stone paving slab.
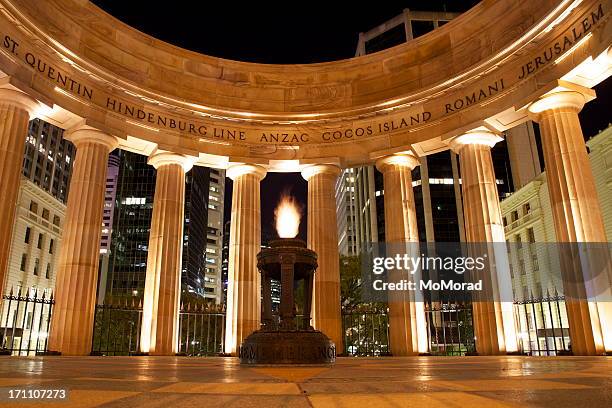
[0,356,610,407]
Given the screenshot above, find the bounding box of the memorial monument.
[239,195,336,364]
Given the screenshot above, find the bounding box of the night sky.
[91,1,610,240]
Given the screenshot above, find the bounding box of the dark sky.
[91,1,610,240]
[91,1,475,64]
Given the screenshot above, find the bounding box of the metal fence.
[178,303,225,356]
[91,300,226,356]
[426,302,475,356]
[91,299,142,356]
[0,291,571,357]
[0,287,54,356]
[514,294,570,356]
[342,307,390,356]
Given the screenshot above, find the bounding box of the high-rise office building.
[22,119,75,203]
[97,152,120,303]
[1,119,73,346]
[3,119,74,296]
[340,8,516,251]
[204,169,225,303]
[104,150,223,302]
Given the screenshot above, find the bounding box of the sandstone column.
[224,164,267,355]
[302,164,343,351]
[48,126,118,355]
[376,153,428,355]
[0,88,38,296]
[529,90,611,354]
[449,129,518,355]
[139,152,194,355]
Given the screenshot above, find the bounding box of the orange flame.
[274,194,301,238]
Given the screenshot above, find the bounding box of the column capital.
[226,163,267,181]
[449,129,503,153]
[301,164,341,181]
[528,91,586,120]
[375,153,420,173]
[148,151,195,172]
[65,125,118,151]
[0,88,39,117]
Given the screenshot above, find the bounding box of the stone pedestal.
[139,152,193,355]
[302,164,343,351]
[224,164,267,355]
[376,153,428,355]
[529,90,612,355]
[0,89,38,297]
[48,126,118,356]
[450,130,517,355]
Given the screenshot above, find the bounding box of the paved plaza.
[0,356,610,407]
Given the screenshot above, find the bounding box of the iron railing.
[0,287,54,356]
[342,306,390,356]
[514,293,570,356]
[178,303,225,356]
[90,300,226,356]
[0,290,571,357]
[91,299,142,356]
[426,302,475,356]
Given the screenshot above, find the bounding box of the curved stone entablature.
[0,0,610,169]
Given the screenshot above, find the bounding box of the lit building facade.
[204,169,225,303]
[104,150,223,302]
[1,119,73,351]
[501,125,612,355]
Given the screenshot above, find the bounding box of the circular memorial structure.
[0,0,610,357]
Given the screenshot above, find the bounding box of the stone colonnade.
[0,86,609,356]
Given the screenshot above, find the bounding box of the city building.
[3,119,74,296]
[501,124,612,355]
[96,152,120,303]
[343,9,519,252]
[103,150,224,302]
[1,119,73,351]
[204,168,225,303]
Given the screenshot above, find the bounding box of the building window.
[46,263,51,279]
[523,202,531,215]
[49,239,54,254]
[531,254,539,272]
[37,233,43,249]
[25,227,31,243]
[33,258,39,276]
[511,211,519,222]
[20,254,27,271]
[527,228,535,243]
[516,234,522,249]
[53,215,60,226]
[42,208,50,220]
[29,200,38,214]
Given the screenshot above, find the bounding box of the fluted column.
[529,90,611,355]
[224,164,267,355]
[449,129,518,355]
[0,88,38,296]
[139,152,194,355]
[48,126,118,355]
[376,153,428,355]
[302,164,343,350]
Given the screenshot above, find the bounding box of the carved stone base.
[239,329,336,365]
